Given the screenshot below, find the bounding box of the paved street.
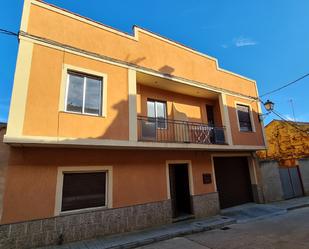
[137,207,309,249]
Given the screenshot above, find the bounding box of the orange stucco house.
[2,0,266,248]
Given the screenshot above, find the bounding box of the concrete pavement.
[38,216,234,249]
[220,196,309,224]
[138,207,309,249]
[271,196,309,210]
[137,237,210,249]
[220,202,286,223]
[38,197,309,249]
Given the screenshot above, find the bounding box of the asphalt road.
[137,207,309,249]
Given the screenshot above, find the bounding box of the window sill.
[60,111,106,118]
[239,130,256,133]
[59,205,108,216]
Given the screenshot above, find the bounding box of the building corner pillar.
[128,69,137,141]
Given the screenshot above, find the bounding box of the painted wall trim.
[59,64,108,117]
[4,135,266,151]
[165,160,194,199]
[31,0,257,85]
[128,69,137,141]
[248,153,258,185]
[6,40,33,137]
[234,101,256,133]
[54,165,113,216]
[219,93,233,145]
[20,0,31,31]
[210,153,256,192]
[19,33,257,102]
[253,84,268,148]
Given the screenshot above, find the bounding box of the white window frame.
[54,166,113,215]
[235,101,256,132]
[147,99,168,129]
[65,72,103,116]
[59,64,108,117]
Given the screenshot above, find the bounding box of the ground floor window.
[61,171,107,212]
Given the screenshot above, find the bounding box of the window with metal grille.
[236,104,252,132]
[61,172,106,212]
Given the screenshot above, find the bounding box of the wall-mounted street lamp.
[259,99,275,122]
[263,100,275,112]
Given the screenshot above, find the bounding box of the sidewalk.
[38,196,309,249]
[221,203,287,223]
[220,196,309,223]
[38,215,235,249]
[271,196,309,210]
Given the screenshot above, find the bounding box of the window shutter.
[61,172,106,212]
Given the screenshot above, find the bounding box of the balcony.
[137,116,226,145]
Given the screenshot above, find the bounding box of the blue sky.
[1,0,309,124]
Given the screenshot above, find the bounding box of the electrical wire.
[271,109,308,135]
[260,73,309,97]
[0,28,18,37]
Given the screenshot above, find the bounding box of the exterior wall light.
[264,100,275,112]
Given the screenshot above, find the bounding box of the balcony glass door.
[147,100,167,129]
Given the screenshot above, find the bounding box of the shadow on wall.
[89,63,176,139]
[159,65,174,76]
[173,104,208,124]
[96,99,129,140]
[226,104,264,146]
[58,99,129,140]
[137,84,220,125]
[172,105,189,122]
[58,63,175,141]
[56,70,264,147]
[125,55,146,65]
[124,54,175,77]
[62,102,264,148]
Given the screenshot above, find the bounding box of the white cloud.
[295,113,309,122]
[283,114,295,121]
[282,113,309,122]
[233,36,258,47]
[221,36,258,49]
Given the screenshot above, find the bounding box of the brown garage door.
[214,157,253,209]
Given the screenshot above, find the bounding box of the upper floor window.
[236,104,253,132]
[65,71,103,116]
[147,99,167,129]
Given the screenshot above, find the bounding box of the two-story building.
[1,0,266,248]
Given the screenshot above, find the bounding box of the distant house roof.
[265,119,309,128]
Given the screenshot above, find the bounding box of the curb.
[61,217,236,249]
[285,203,309,211]
[107,217,236,249]
[234,209,287,224]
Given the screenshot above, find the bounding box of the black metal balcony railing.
[137,116,226,145]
